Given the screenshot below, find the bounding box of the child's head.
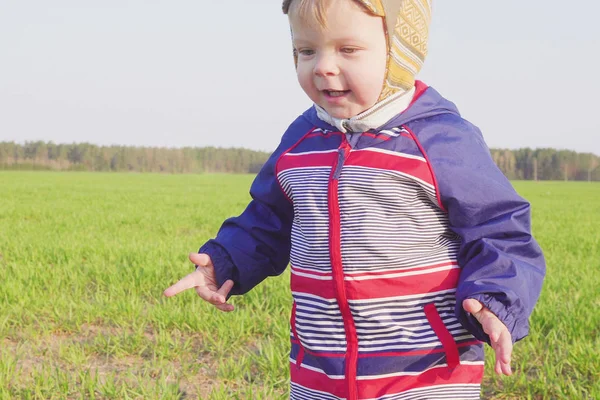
[285,0,388,119]
[283,0,432,119]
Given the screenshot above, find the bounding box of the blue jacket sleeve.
[198,122,304,296]
[411,115,546,344]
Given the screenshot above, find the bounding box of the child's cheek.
[296,66,316,99]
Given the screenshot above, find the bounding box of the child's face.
[289,0,387,119]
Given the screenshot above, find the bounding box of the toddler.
[165,1,546,398]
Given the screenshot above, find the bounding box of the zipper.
[328,139,358,400]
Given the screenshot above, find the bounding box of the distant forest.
[1,141,599,181]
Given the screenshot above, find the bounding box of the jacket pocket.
[424,303,460,369]
[291,301,305,370]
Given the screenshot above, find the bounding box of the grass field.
[0,171,598,399]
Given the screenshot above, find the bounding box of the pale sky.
[1,1,599,155]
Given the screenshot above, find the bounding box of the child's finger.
[491,333,513,376]
[501,360,513,375]
[495,355,513,376]
[463,299,496,338]
[492,330,513,376]
[483,312,506,343]
[194,285,224,305]
[195,284,234,312]
[215,303,235,312]
[489,323,513,376]
[463,298,514,375]
[194,280,234,305]
[163,273,198,297]
[216,280,234,299]
[495,330,513,364]
[462,298,483,315]
[189,252,212,267]
[463,299,504,342]
[488,314,510,343]
[495,359,503,375]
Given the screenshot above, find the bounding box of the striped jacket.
[200,82,546,399]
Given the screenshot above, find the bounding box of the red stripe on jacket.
[290,361,483,398]
[277,151,338,172]
[345,266,461,300]
[346,150,433,186]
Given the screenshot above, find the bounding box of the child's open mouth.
[323,90,350,98]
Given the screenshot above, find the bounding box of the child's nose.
[313,54,339,77]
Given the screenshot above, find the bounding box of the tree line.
[1,141,599,181]
[0,141,267,174]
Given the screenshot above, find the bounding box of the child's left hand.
[462,299,513,376]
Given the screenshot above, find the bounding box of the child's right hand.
[163,253,235,312]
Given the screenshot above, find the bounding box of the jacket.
[200,82,546,399]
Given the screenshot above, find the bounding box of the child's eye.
[297,49,315,56]
[341,48,358,54]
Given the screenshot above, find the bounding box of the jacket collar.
[315,86,416,133]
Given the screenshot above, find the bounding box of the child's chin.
[325,109,355,120]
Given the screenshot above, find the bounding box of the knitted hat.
[283,0,432,101]
[359,0,431,100]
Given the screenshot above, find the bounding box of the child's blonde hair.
[282,0,373,29]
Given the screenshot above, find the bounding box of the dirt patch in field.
[2,324,220,398]
[2,337,19,352]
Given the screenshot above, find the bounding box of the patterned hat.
[359,0,432,100]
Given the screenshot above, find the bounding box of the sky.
[1,0,599,155]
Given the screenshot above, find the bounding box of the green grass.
[0,171,598,399]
